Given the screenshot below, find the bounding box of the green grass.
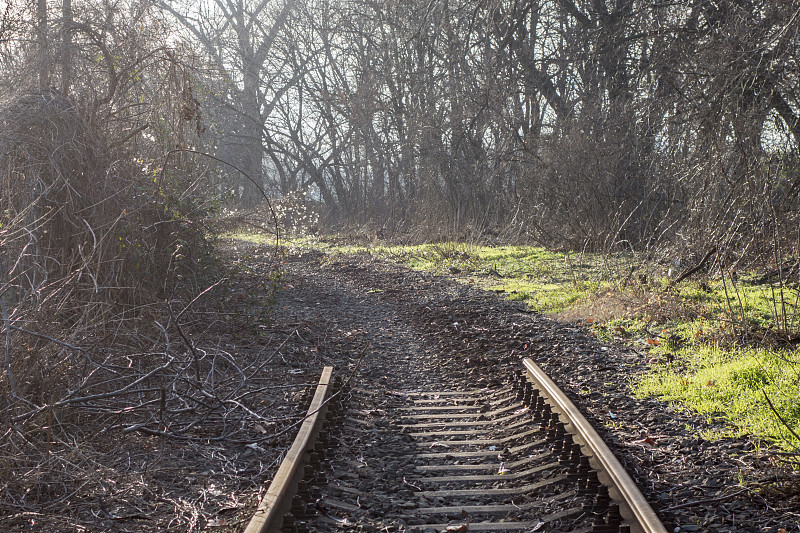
[636,344,800,449]
[227,231,800,452]
[590,278,800,453]
[320,240,624,314]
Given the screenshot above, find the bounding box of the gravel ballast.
[268,247,800,533]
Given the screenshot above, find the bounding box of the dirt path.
[269,246,799,533]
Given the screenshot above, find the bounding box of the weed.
[636,345,800,451]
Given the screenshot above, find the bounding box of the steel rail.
[243,366,334,533]
[523,357,668,533]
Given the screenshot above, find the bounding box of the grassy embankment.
[234,233,800,454]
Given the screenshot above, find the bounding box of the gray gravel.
[270,248,800,533]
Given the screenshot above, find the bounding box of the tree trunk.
[61,0,72,94]
[37,0,49,87]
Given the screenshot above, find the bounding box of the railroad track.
[244,358,668,533]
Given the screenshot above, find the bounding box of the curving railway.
[243,359,668,533]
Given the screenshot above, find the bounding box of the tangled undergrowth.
[0,91,293,529]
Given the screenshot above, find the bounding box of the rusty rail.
[244,361,667,533]
[243,366,334,533]
[522,357,667,533]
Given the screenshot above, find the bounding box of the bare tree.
[159,0,302,205]
[146,0,799,253]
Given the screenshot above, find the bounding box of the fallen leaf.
[632,436,657,447]
[246,443,267,453]
[646,338,660,345]
[445,524,469,532]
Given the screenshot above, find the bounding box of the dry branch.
[668,247,718,287]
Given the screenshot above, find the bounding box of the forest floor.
[4,236,799,532]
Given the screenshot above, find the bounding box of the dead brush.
[219,189,319,239]
[272,189,320,237]
[0,91,258,525]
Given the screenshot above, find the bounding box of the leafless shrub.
[0,90,206,308]
[271,189,320,237]
[1,92,106,304]
[0,89,248,525]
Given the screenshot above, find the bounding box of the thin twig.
[9,324,88,353]
[258,342,371,442]
[662,488,751,512]
[669,246,717,287]
[176,278,228,320]
[169,304,202,382]
[763,389,800,444]
[1,293,16,399]
[159,148,281,254]
[12,357,175,423]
